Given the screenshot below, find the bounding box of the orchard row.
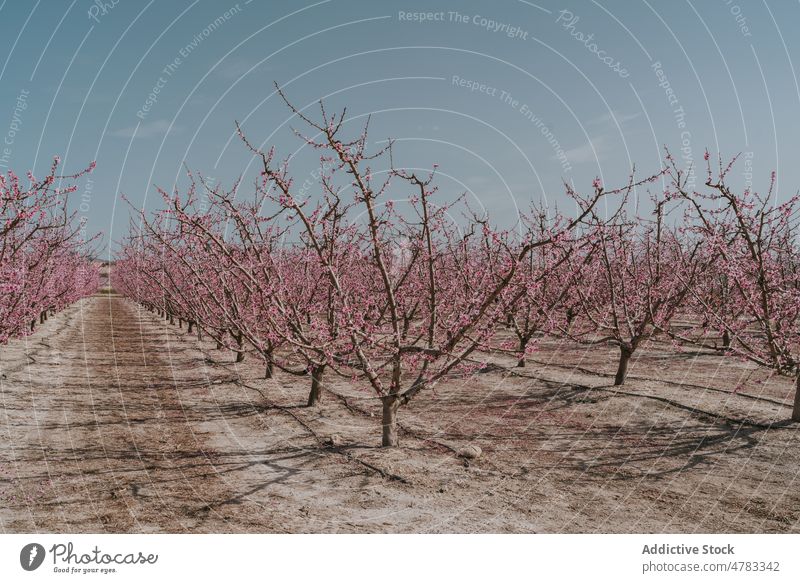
[111,94,800,445]
[0,158,99,345]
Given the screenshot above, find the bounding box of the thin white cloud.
[560,136,606,164]
[108,119,177,139]
[589,111,641,126]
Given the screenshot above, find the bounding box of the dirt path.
[0,293,248,532]
[0,294,463,533]
[2,294,799,533]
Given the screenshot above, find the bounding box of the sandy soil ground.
[1,292,799,533]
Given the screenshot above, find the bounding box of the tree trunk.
[188,321,194,333]
[216,341,222,349]
[614,346,633,386]
[517,337,527,367]
[793,374,800,422]
[381,397,400,447]
[40,312,45,324]
[722,329,731,349]
[169,314,174,325]
[30,320,35,332]
[264,358,274,379]
[235,333,244,363]
[307,364,326,406]
[178,318,183,328]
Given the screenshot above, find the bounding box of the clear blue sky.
[1,0,798,255]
